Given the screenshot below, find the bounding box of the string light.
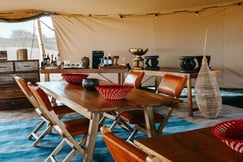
[119,14,125,18]
[194,11,199,16]
[154,13,160,18]
[50,1,243,18]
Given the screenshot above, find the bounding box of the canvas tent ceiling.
[0,0,241,21]
[1,0,243,89]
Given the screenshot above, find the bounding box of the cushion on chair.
[53,118,90,137]
[157,74,187,98]
[120,110,164,124]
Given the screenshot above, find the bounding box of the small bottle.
[46,54,50,66]
[43,54,47,66]
[53,57,57,66]
[56,54,61,66]
[103,55,108,66]
[108,53,112,66]
[50,54,54,66]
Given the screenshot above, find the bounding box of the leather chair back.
[14,76,39,108]
[156,74,187,98]
[123,71,145,88]
[101,126,149,162]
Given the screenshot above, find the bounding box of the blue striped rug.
[0,115,202,162]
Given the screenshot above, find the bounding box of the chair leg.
[99,112,109,125]
[28,120,46,140]
[63,136,87,162]
[110,114,133,132]
[32,125,52,147]
[99,112,117,124]
[28,119,53,147]
[156,107,174,135]
[45,139,66,162]
[126,129,138,144]
[46,136,87,162]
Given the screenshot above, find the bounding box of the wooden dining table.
[134,127,238,162]
[37,80,180,162]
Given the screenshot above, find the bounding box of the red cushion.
[53,105,74,114]
[54,118,89,137]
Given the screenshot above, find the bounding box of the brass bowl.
[129,48,148,56]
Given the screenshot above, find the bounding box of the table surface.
[38,80,179,116]
[135,127,238,162]
[37,80,180,161]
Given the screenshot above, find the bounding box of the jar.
[179,56,196,72]
[82,78,99,90]
[195,55,211,72]
[81,56,90,68]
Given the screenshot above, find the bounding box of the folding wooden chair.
[28,84,90,162]
[118,73,187,143]
[99,71,145,131]
[101,126,159,162]
[14,76,74,147]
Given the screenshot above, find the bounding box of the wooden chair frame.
[118,73,187,144]
[99,71,145,131]
[28,84,89,162]
[14,76,75,147]
[14,76,53,146]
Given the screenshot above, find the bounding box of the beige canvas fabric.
[0,0,242,88]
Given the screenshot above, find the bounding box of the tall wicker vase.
[195,30,222,118]
[195,55,222,118]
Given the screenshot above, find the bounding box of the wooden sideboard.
[40,66,128,84]
[0,60,40,109]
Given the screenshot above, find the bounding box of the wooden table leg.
[44,73,50,82]
[187,76,193,117]
[118,72,126,84]
[84,112,101,162]
[144,107,156,137]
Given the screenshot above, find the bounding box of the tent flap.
[0,10,49,22]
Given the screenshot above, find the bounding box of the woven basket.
[62,73,89,84]
[195,55,222,118]
[212,119,243,153]
[95,85,134,100]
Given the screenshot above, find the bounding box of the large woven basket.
[195,55,222,118]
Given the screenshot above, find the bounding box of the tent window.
[0,16,58,61]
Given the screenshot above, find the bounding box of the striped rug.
[0,115,202,162]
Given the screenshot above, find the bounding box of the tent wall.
[52,5,243,88]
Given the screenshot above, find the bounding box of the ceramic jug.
[81,56,89,68]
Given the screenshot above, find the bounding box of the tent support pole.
[36,19,46,58]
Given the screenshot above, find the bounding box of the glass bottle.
[108,53,112,66]
[103,55,108,66]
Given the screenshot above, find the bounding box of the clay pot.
[195,55,211,72]
[81,56,90,68]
